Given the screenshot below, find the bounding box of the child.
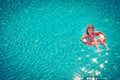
[80,24,110,53]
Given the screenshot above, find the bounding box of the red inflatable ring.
[84,32,106,46]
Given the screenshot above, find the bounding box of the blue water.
[0,0,120,80]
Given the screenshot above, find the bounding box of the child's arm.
[80,34,93,46]
[80,34,87,43]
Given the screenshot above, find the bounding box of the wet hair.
[86,24,94,35]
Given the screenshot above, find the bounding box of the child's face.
[88,28,94,35]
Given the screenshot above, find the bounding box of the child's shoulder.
[83,34,88,37]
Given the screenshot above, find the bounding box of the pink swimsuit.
[87,34,95,42]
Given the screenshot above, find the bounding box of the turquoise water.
[0,0,120,80]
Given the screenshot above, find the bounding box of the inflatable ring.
[84,32,106,46]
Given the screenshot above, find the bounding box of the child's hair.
[86,24,94,35]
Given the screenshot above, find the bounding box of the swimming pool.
[0,0,120,80]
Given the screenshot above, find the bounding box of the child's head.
[86,24,94,35]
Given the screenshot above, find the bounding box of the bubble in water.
[105,60,108,63]
[86,54,90,57]
[105,52,108,55]
[73,73,82,80]
[92,58,97,63]
[100,64,104,68]
[78,57,82,60]
[81,49,84,52]
[74,76,81,80]
[95,70,101,75]
[81,67,86,71]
